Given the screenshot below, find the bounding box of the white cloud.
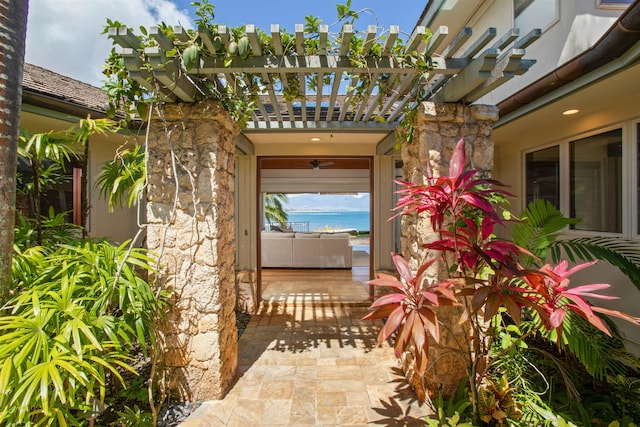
[25,0,193,87]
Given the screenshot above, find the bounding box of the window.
[514,0,559,34]
[596,0,633,10]
[525,145,560,209]
[570,129,622,233]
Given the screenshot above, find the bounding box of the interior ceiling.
[260,157,371,170]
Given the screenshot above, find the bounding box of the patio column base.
[146,100,240,401]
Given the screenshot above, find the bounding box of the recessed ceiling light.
[562,109,580,115]
[310,137,321,142]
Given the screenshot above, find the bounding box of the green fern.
[552,237,640,291]
[512,199,579,263]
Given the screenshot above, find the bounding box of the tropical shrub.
[364,138,640,425]
[1,238,168,425]
[95,144,146,212]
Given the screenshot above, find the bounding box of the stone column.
[146,100,239,401]
[400,102,498,398]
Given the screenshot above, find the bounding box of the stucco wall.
[87,137,140,243]
[492,64,640,355]
[18,110,139,243]
[473,0,621,105]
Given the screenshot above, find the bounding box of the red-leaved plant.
[364,138,640,424]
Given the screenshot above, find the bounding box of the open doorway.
[257,156,373,304]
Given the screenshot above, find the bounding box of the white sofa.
[261,232,353,268]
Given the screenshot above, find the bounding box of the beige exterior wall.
[476,0,622,105]
[19,110,139,244]
[427,0,624,106]
[86,137,140,242]
[492,63,640,354]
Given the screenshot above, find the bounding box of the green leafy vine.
[102,0,433,145]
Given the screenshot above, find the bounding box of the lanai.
[107,20,538,400]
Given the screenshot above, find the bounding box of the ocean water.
[285,211,370,233]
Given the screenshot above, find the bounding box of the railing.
[264,222,309,232]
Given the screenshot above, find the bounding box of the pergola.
[108,23,539,131]
[105,21,541,401]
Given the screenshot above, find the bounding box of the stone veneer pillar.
[401,102,498,397]
[146,100,239,401]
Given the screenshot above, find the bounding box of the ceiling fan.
[309,159,334,171]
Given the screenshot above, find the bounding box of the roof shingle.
[22,63,108,114]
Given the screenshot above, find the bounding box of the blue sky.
[175,0,423,32]
[25,0,425,86]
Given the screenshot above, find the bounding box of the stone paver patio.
[181,297,431,426]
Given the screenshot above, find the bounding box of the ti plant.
[364,138,640,426]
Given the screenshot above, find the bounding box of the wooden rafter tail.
[437,48,498,102]
[362,25,378,56]
[109,26,142,50]
[319,25,329,55]
[461,27,497,59]
[492,28,520,51]
[338,25,354,56]
[295,24,305,56]
[405,26,427,54]
[218,25,230,47]
[198,26,217,54]
[462,48,525,103]
[441,27,473,58]
[149,26,174,52]
[246,25,262,57]
[172,25,190,43]
[424,25,449,57]
[271,24,283,56]
[514,28,542,50]
[382,26,399,56]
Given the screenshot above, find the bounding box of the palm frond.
[512,199,579,263]
[553,237,640,291]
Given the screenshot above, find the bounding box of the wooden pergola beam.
[108,24,540,126]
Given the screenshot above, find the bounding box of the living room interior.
[258,156,373,304]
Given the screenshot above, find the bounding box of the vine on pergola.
[102,0,433,145]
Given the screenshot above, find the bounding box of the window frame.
[513,0,560,35]
[596,0,633,10]
[523,123,635,238]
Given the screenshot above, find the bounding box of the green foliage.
[1,238,169,425]
[511,199,579,264]
[95,144,146,211]
[102,1,433,142]
[553,237,640,291]
[115,405,154,427]
[13,209,82,249]
[513,198,640,290]
[264,193,289,226]
[426,378,473,426]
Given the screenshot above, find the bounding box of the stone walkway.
[181,299,432,426]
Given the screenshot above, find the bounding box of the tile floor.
[181,280,432,426]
